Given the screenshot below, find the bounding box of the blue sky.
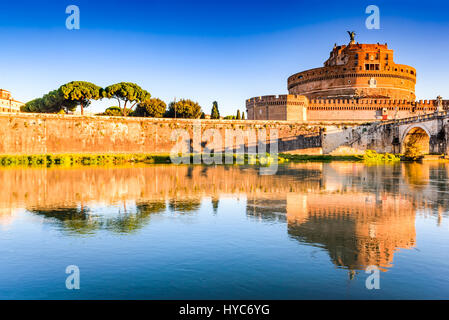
[1,0,448,115]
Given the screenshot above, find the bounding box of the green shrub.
[363,150,400,162]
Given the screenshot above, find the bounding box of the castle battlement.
[246,94,308,121]
[246,94,305,104]
[307,98,448,109]
[247,94,448,122]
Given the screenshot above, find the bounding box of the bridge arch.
[401,125,431,155]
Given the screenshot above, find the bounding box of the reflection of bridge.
[323,111,449,155]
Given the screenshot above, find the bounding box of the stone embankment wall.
[0,113,331,155]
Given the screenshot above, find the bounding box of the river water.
[0,162,448,299]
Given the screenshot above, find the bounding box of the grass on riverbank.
[279,154,363,162]
[0,153,289,167]
[0,150,423,168]
[0,154,172,167]
[0,153,356,167]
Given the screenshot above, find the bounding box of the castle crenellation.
[246,94,448,122]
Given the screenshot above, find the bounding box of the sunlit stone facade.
[0,89,23,113]
[288,42,416,100]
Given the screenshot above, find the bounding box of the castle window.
[365,53,369,59]
[385,54,389,59]
[355,54,359,59]
[411,71,415,75]
[365,64,379,71]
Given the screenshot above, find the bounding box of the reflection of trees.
[168,199,201,213]
[105,201,166,234]
[211,197,219,214]
[29,201,166,235]
[31,207,100,235]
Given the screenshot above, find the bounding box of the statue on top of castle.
[347,31,356,43]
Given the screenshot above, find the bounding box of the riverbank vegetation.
[0,153,283,167]
[0,154,178,167]
[362,150,401,162]
[0,150,418,168]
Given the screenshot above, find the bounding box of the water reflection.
[1,162,448,273]
[285,193,416,271]
[29,201,167,235]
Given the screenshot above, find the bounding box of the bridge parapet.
[323,109,449,155]
[380,110,449,126]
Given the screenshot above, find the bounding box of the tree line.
[22,81,245,119]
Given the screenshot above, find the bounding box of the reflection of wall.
[0,208,16,226]
[0,164,323,213]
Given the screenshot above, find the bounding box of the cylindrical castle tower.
[287,40,416,101]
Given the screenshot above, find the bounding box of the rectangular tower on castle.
[246,95,308,121]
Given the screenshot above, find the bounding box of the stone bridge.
[323,111,449,155]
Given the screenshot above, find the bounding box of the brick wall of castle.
[246,95,449,122]
[246,95,308,121]
[307,98,448,121]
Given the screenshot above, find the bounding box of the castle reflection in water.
[1,162,448,272]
